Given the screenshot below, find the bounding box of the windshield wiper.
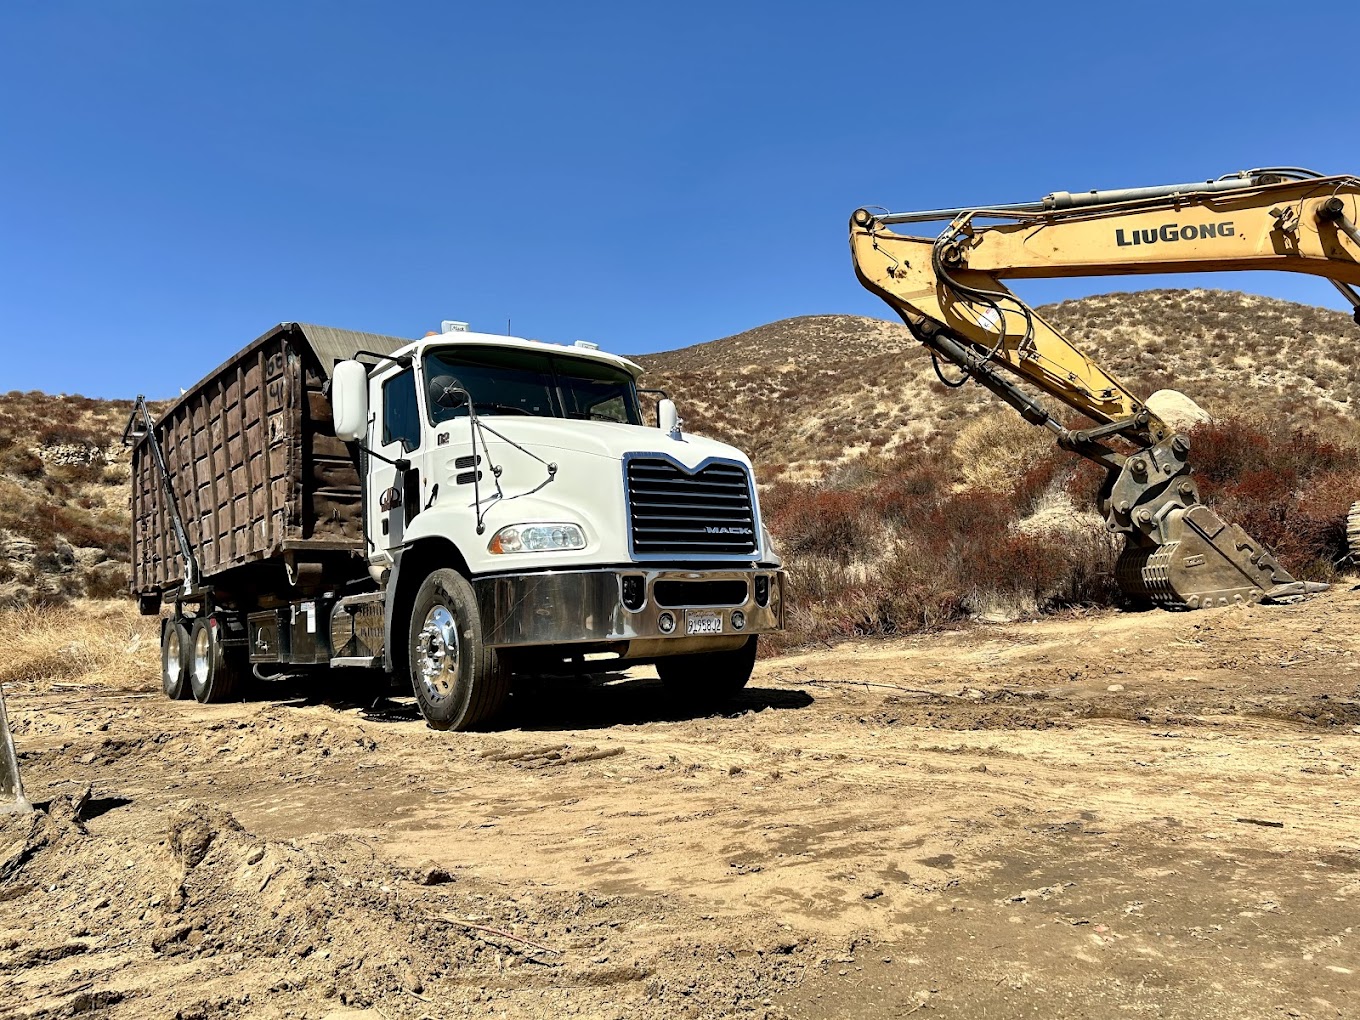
[473,401,535,416]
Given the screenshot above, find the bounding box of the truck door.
[367,366,421,560]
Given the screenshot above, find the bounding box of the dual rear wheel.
[160,615,244,704]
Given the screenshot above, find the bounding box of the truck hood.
[415,417,776,573]
[441,418,752,470]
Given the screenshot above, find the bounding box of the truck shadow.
[250,671,814,732]
[503,674,815,732]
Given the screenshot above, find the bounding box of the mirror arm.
[360,443,410,472]
[638,388,671,428]
[347,351,413,371]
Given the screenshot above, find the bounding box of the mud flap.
[1116,504,1327,610]
[0,686,31,814]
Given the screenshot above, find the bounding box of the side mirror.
[429,375,468,410]
[658,398,683,441]
[332,360,369,442]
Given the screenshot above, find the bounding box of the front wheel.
[407,569,511,731]
[655,636,758,709]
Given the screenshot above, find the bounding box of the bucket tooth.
[1115,504,1323,610]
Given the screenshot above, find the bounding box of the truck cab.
[329,324,786,729]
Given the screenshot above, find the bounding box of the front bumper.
[472,566,785,650]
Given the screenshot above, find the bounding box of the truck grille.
[626,458,758,556]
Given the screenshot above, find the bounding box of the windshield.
[424,345,643,425]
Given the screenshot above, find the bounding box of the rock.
[1145,389,1211,433]
[414,861,453,886]
[39,442,105,467]
[1107,684,1125,692]
[0,531,36,564]
[167,803,242,870]
[52,539,76,573]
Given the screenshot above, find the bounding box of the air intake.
[625,457,758,557]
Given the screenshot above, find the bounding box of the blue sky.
[3,2,1358,398]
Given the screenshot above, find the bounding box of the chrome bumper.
[472,567,785,650]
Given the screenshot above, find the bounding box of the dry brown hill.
[2,288,1357,611]
[634,288,1360,479]
[0,393,141,606]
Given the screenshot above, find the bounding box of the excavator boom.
[851,168,1359,609]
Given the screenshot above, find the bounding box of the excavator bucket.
[1115,503,1327,609]
[0,686,31,815]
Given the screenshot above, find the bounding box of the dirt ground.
[3,589,1360,1019]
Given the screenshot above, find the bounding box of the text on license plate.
[686,613,723,636]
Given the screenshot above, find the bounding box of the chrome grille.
[626,458,758,556]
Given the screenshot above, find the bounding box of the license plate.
[686,613,723,636]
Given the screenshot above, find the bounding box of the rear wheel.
[161,618,192,700]
[189,616,244,704]
[407,568,510,731]
[656,636,758,709]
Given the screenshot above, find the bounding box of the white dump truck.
[126,321,785,730]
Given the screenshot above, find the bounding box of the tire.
[161,618,192,700]
[189,616,244,704]
[407,568,510,731]
[656,636,758,708]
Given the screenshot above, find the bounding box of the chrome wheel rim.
[193,626,211,688]
[165,627,182,687]
[416,605,459,702]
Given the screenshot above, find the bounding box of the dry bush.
[763,446,1121,647]
[0,599,158,689]
[761,408,1356,650]
[1188,415,1360,580]
[952,412,1055,492]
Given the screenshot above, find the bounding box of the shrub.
[1188,416,1360,577]
[759,410,1352,651]
[763,483,872,562]
[84,562,131,600]
[1,447,43,479]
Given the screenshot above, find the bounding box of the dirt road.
[3,591,1360,1019]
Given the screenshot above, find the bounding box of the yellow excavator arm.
[850,168,1360,609]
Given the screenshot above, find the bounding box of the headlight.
[488,523,587,554]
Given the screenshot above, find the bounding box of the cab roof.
[409,330,643,378]
[150,322,640,430]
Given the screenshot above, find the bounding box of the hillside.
[0,393,142,607]
[2,289,1358,626]
[633,288,1360,479]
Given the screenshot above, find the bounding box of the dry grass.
[0,599,159,690]
[952,412,1056,492]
